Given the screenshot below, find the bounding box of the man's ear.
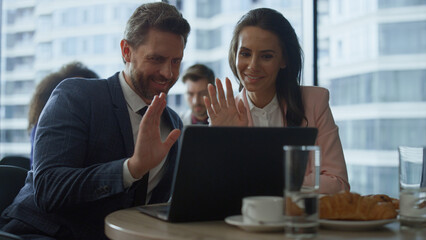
[120,39,131,63]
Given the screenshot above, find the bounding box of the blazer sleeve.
[33,79,126,212]
[303,87,350,194]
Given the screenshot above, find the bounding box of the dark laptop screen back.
[167,126,317,222]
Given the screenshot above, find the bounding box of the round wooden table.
[105,208,425,240]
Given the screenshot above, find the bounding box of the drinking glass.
[283,145,320,238]
[398,146,426,229]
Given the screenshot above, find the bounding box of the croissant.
[319,192,397,220]
[365,194,399,210]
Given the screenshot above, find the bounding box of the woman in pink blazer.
[204,8,350,194]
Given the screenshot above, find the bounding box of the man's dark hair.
[182,64,215,85]
[124,2,190,49]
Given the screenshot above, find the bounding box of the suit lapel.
[162,107,180,130]
[107,72,134,157]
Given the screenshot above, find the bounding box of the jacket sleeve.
[32,79,126,212]
[303,87,350,194]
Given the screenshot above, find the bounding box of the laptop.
[138,126,318,222]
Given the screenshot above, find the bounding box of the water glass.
[283,145,320,238]
[398,146,426,228]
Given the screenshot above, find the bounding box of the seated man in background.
[180,64,215,125]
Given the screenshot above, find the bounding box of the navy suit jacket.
[2,73,182,239]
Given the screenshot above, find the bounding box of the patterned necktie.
[133,106,149,206]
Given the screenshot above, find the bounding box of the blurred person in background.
[180,64,215,125]
[27,61,99,166]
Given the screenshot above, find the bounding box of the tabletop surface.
[105,208,425,240]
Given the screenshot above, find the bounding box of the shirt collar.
[191,115,209,125]
[246,94,280,114]
[119,71,148,113]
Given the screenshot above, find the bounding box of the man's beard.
[192,104,207,119]
[130,67,174,102]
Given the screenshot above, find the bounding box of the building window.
[61,38,78,56]
[38,14,52,32]
[378,0,426,9]
[2,130,29,143]
[379,21,426,55]
[196,0,221,18]
[5,56,34,72]
[5,81,35,95]
[200,60,222,78]
[196,28,221,50]
[93,35,106,54]
[93,5,105,24]
[348,165,398,196]
[338,119,426,150]
[329,70,426,105]
[61,8,77,27]
[37,42,53,60]
[318,38,329,59]
[5,105,28,119]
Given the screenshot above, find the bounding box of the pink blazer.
[237,86,350,194]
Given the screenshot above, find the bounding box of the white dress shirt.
[119,71,171,204]
[245,93,283,127]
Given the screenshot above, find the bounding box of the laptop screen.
[163,126,318,222]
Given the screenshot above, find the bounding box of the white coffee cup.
[241,196,284,225]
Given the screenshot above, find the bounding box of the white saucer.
[319,218,397,231]
[224,215,285,232]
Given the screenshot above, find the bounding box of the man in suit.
[180,64,215,125]
[0,2,190,239]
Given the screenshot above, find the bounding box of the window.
[318,0,426,198]
[1,130,29,143]
[196,28,221,50]
[379,21,426,55]
[61,8,77,27]
[38,14,52,32]
[196,0,221,18]
[5,56,34,72]
[5,105,28,119]
[5,81,35,95]
[61,38,78,56]
[338,119,426,150]
[200,61,222,79]
[7,10,15,25]
[329,70,426,105]
[93,35,106,54]
[318,38,329,59]
[93,5,105,24]
[378,0,426,8]
[37,42,53,60]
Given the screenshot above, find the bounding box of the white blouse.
[245,93,283,127]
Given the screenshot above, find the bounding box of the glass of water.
[398,146,426,229]
[283,145,320,238]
